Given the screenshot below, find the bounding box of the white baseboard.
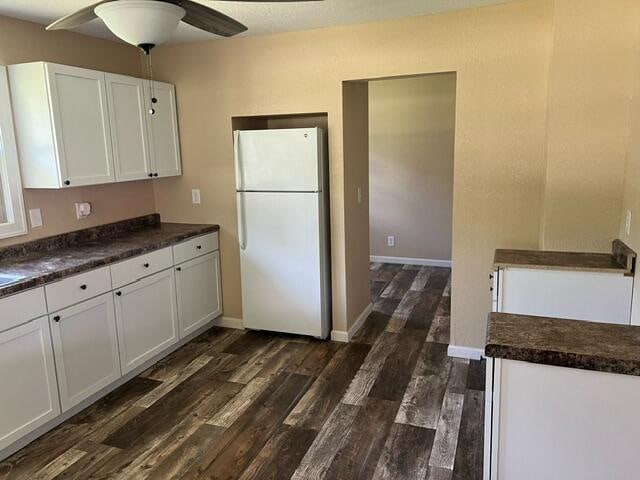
[448,344,485,360]
[370,255,452,268]
[214,316,245,330]
[331,303,373,343]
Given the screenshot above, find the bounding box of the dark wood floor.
[0,263,484,480]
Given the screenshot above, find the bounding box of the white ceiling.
[0,0,516,44]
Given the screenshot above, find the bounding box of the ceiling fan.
[46,0,323,54]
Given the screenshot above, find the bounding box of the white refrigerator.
[234,127,330,338]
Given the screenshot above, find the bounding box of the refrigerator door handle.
[234,130,244,191]
[237,192,247,250]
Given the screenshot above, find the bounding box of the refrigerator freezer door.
[239,192,326,337]
[235,128,322,192]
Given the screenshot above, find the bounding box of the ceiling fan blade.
[46,0,112,30]
[167,0,247,37]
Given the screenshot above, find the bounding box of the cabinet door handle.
[53,315,61,322]
[80,284,87,290]
[176,267,182,272]
[490,287,494,292]
[64,180,71,186]
[153,173,158,177]
[116,291,122,296]
[489,273,494,280]
[148,173,154,178]
[196,245,202,250]
[143,263,150,268]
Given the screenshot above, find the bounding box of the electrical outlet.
[29,208,43,228]
[75,202,91,220]
[387,235,395,247]
[192,189,201,205]
[626,210,632,236]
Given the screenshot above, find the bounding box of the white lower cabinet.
[0,316,60,451]
[114,268,179,374]
[49,293,121,412]
[492,267,633,324]
[176,251,222,337]
[0,233,222,460]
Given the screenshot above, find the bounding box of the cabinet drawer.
[46,267,111,313]
[111,247,173,289]
[0,288,47,332]
[173,232,218,264]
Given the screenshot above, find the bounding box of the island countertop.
[0,214,219,299]
[493,239,636,275]
[485,312,640,376]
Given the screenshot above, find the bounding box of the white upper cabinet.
[9,63,115,188]
[144,80,182,178]
[8,62,182,188]
[105,73,152,182]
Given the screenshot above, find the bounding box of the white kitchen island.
[491,239,636,325]
[484,312,640,480]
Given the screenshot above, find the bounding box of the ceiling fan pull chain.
[146,53,157,116]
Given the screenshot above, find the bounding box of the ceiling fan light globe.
[95,0,185,47]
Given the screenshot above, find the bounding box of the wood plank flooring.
[0,263,484,480]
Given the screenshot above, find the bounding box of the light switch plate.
[29,208,43,228]
[192,189,201,205]
[387,235,395,247]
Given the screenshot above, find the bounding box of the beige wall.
[369,73,456,261]
[0,15,155,248]
[541,0,640,252]
[343,81,371,325]
[151,0,553,340]
[618,26,640,326]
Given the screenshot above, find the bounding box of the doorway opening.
[343,72,456,338]
[369,72,456,334]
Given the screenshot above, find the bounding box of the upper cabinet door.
[144,80,182,178]
[105,73,152,182]
[46,64,115,187]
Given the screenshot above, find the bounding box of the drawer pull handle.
[176,267,182,272]
[116,291,122,296]
[143,263,150,268]
[196,245,202,250]
[53,315,61,322]
[80,284,87,290]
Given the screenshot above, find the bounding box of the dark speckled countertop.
[485,312,640,376]
[494,239,636,275]
[0,214,219,299]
